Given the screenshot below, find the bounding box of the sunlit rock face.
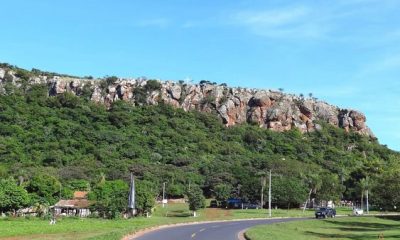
[0,67,374,137]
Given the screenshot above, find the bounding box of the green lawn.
[245,216,400,240]
[0,204,393,240]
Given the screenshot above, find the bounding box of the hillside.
[0,64,374,136]
[0,63,399,210]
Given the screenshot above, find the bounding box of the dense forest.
[0,72,400,217]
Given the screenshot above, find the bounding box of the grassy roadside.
[0,203,393,240]
[245,216,400,240]
[0,203,306,240]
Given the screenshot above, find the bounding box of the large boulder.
[0,68,5,80]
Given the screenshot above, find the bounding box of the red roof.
[73,191,88,199]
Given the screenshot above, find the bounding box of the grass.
[245,216,400,240]
[0,203,394,240]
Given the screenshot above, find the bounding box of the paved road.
[132,218,307,240]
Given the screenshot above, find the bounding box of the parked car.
[353,208,364,215]
[227,198,242,209]
[242,203,260,209]
[315,207,336,218]
[209,200,218,208]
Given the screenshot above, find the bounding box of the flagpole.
[128,172,136,217]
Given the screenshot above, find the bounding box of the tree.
[256,172,267,208]
[89,179,128,219]
[0,178,30,214]
[27,174,61,205]
[372,172,400,211]
[214,184,232,202]
[317,173,345,206]
[272,177,308,209]
[166,183,185,198]
[302,173,322,212]
[66,179,90,191]
[136,180,156,216]
[187,185,205,217]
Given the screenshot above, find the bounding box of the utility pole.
[268,169,272,217]
[162,182,166,208]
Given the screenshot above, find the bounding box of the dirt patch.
[0,232,100,240]
[204,208,232,219]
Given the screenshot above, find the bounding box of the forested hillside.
[1,81,399,212]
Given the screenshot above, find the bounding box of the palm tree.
[360,176,370,214]
[257,172,268,208]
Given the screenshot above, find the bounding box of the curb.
[238,228,250,240]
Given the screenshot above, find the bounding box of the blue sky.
[1,0,399,151]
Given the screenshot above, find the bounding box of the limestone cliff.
[0,66,374,137]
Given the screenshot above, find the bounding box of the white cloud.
[136,18,170,28]
[228,1,400,42]
[374,55,400,72]
[352,53,400,81]
[235,6,310,27]
[230,6,328,39]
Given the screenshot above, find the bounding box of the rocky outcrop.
[0,67,375,137]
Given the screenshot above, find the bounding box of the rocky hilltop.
[0,66,374,136]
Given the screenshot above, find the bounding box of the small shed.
[53,191,93,217]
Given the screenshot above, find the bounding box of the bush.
[145,80,161,92]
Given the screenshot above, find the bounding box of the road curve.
[131,218,308,240]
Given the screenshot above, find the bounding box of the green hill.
[0,83,399,208]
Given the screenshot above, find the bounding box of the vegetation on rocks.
[0,66,399,217]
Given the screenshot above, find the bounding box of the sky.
[0,0,399,151]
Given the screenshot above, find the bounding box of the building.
[53,191,93,217]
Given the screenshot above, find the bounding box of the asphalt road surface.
[132,218,307,240]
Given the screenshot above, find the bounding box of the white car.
[353,208,364,215]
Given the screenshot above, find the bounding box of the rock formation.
[0,66,375,137]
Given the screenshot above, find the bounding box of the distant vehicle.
[227,198,242,209]
[353,208,364,215]
[242,203,260,209]
[315,207,336,218]
[210,200,218,208]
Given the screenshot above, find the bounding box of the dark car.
[210,200,218,208]
[315,207,336,218]
[227,198,242,209]
[242,203,261,209]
